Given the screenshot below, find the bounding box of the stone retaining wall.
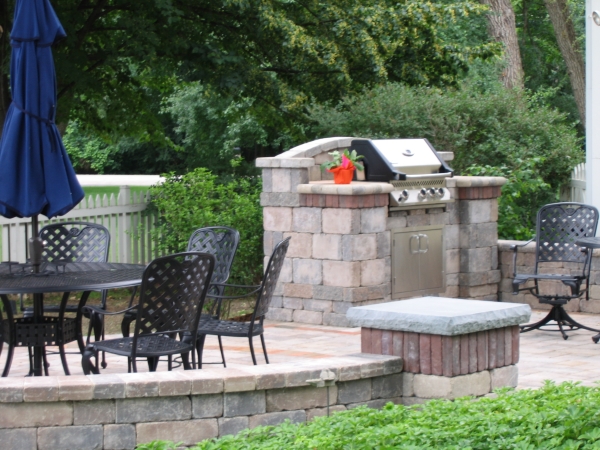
[0,351,519,449]
[498,240,600,313]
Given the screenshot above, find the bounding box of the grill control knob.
[435,188,445,198]
[399,189,409,202]
[418,188,427,200]
[426,188,436,198]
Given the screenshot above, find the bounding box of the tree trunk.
[480,0,525,90]
[544,0,585,126]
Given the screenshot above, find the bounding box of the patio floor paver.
[2,309,600,390]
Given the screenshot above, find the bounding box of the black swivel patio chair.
[120,226,240,366]
[512,202,600,340]
[81,251,215,374]
[21,221,110,374]
[196,237,290,367]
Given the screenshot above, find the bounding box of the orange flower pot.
[328,163,355,184]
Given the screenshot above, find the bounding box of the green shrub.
[147,166,263,286]
[138,382,600,449]
[309,82,582,239]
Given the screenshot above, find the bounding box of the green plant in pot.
[320,149,365,184]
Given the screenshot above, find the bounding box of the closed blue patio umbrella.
[0,0,84,376]
[0,0,84,234]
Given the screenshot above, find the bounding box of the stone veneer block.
[347,297,531,335]
[361,326,520,375]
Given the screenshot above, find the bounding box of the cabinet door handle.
[409,235,420,254]
[418,234,429,253]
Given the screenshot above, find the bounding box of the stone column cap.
[447,176,507,188]
[297,181,394,196]
[347,297,531,335]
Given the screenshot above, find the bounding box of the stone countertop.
[296,181,394,196]
[347,297,531,336]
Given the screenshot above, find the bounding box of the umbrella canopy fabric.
[0,0,84,219]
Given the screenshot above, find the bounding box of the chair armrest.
[512,237,535,277]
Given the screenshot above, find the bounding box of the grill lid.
[350,138,453,181]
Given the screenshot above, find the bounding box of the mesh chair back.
[187,227,239,289]
[40,222,110,263]
[536,203,599,267]
[253,238,290,320]
[133,252,215,339]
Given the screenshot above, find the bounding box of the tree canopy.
[0,0,496,140]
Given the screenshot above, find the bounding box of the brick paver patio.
[2,309,600,389]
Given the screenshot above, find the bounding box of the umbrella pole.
[29,215,45,376]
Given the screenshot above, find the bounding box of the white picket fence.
[560,163,586,203]
[0,186,163,264]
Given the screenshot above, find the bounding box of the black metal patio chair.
[196,237,290,367]
[81,251,215,374]
[512,202,600,339]
[22,221,111,374]
[120,226,240,366]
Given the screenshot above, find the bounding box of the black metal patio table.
[0,261,146,376]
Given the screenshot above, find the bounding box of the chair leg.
[82,345,99,375]
[259,334,269,364]
[521,305,600,340]
[42,348,50,376]
[217,335,226,368]
[248,337,257,365]
[58,344,71,375]
[196,335,206,369]
[181,352,192,370]
[147,357,158,372]
[121,313,134,338]
[2,343,15,377]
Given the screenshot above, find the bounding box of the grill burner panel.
[350,138,453,209]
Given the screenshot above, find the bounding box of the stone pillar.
[347,297,531,399]
[453,177,506,300]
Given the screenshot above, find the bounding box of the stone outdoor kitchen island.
[347,297,531,400]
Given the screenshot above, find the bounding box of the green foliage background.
[146,167,263,285]
[308,81,582,239]
[137,382,600,450]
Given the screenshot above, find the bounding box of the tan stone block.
[283,283,314,299]
[293,258,323,285]
[180,372,223,395]
[323,261,361,287]
[283,232,312,258]
[266,386,336,412]
[361,259,387,286]
[491,365,518,390]
[220,370,257,392]
[23,377,59,402]
[122,372,160,398]
[158,371,192,397]
[0,378,24,402]
[322,209,361,235]
[58,376,94,401]
[313,234,343,260]
[136,419,218,447]
[361,208,387,233]
[283,296,303,309]
[303,299,333,312]
[292,208,322,233]
[0,403,73,428]
[446,249,460,274]
[272,168,292,192]
[263,207,292,232]
[342,234,377,261]
[74,400,115,425]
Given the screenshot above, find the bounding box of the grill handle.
[403,173,452,180]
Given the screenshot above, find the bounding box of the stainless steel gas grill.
[350,138,453,210]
